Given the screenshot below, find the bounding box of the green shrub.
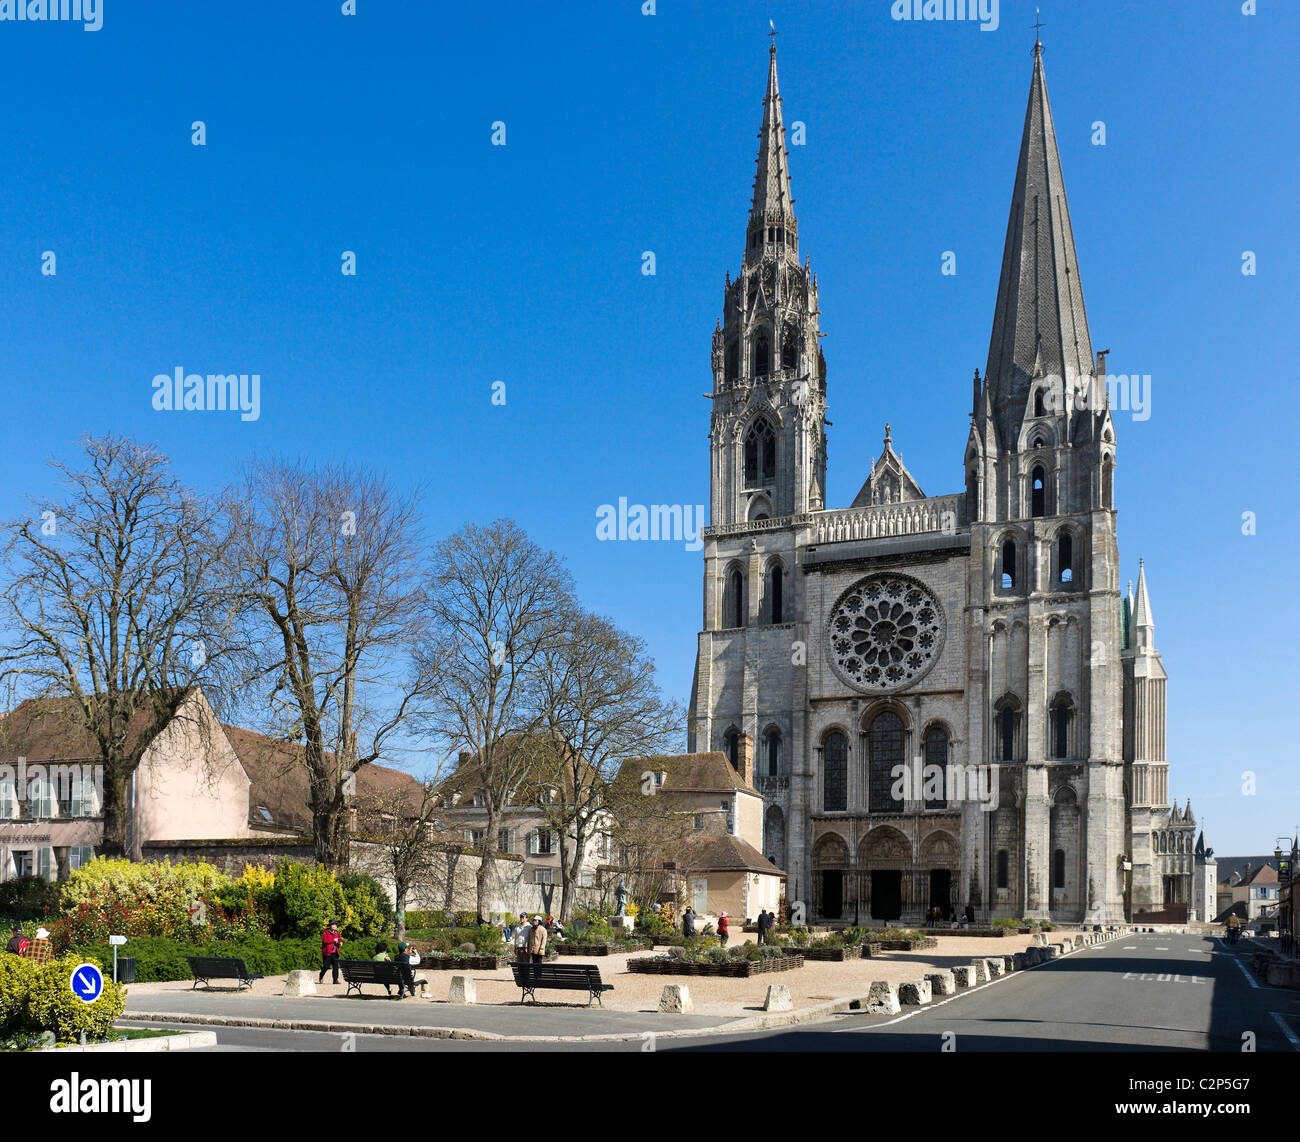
[404,910,450,929]
[0,954,36,1033]
[268,861,347,940]
[26,955,126,1044]
[337,872,393,937]
[0,876,62,920]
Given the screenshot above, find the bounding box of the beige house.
[613,751,785,924]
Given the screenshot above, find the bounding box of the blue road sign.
[69,963,104,1004]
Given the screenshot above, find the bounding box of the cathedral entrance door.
[871,870,902,920]
[821,871,843,919]
[929,869,951,919]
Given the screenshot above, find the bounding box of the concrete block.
[951,965,975,989]
[1002,954,1016,974]
[866,979,901,1015]
[1046,943,1063,959]
[1031,933,1048,947]
[1013,952,1028,970]
[987,957,1005,977]
[659,984,693,1014]
[763,984,793,1012]
[1061,937,1074,952]
[284,971,317,997]
[899,979,932,1005]
[926,970,956,996]
[448,975,476,1005]
[970,959,989,984]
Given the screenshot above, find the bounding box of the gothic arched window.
[1000,540,1017,590]
[782,323,799,370]
[868,711,904,813]
[924,726,948,809]
[744,420,776,486]
[753,330,771,377]
[1050,694,1074,759]
[823,731,847,813]
[722,566,745,629]
[725,340,738,383]
[1102,456,1114,509]
[1059,532,1074,583]
[725,729,740,772]
[766,563,784,624]
[1053,848,1066,889]
[1031,466,1047,517]
[763,728,780,777]
[1034,388,1046,418]
[996,849,1009,889]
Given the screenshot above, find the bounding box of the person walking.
[717,912,729,947]
[526,914,548,962]
[755,910,768,945]
[682,907,696,939]
[318,920,343,984]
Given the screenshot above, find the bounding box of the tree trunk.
[475,805,499,918]
[394,884,407,940]
[99,767,131,859]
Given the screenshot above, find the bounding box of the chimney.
[738,733,755,787]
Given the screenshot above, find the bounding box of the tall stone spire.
[746,41,797,266]
[1132,558,1155,651]
[984,42,1094,449]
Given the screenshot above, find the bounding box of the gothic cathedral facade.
[687,41,1204,926]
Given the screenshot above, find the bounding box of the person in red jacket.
[717,912,729,947]
[319,920,343,984]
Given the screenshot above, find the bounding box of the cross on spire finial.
[1033,8,1044,49]
[769,19,777,52]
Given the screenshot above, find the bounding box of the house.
[0,688,424,881]
[611,750,785,923]
[1215,857,1282,924]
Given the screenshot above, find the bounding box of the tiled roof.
[0,694,181,764]
[685,832,784,876]
[615,752,755,795]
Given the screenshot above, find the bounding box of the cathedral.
[685,39,1206,925]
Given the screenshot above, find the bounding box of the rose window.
[826,574,945,692]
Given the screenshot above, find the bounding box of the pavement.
[119,930,1300,1052]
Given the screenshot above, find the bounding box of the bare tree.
[353,779,445,939]
[415,519,574,917]
[604,765,702,919]
[223,458,425,870]
[520,608,682,920]
[0,436,239,857]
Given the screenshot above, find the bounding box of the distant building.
[1215,856,1282,924]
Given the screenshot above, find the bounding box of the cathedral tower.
[965,40,1126,923]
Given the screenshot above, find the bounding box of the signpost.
[108,934,127,983]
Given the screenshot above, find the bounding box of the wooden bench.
[185,956,264,991]
[510,961,613,1007]
[339,959,428,998]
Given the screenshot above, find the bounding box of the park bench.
[339,959,428,998]
[185,956,263,991]
[510,961,613,1007]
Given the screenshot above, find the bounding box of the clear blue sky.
[1,1,1295,854]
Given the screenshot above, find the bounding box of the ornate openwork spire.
[746,39,797,263]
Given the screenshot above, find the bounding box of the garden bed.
[780,945,861,962]
[416,954,508,971]
[628,955,803,978]
[555,942,650,957]
[917,928,1009,939]
[861,943,883,957]
[876,937,938,951]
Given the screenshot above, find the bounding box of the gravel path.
[124,933,1059,1018]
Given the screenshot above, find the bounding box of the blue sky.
[0,1,1296,854]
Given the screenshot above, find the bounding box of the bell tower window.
[1000,540,1017,590]
[1034,388,1046,418]
[754,330,770,377]
[744,420,776,486]
[1031,467,1046,517]
[1058,532,1074,583]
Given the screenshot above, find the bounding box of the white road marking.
[1270,1012,1300,1051]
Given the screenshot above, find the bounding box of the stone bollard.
[927,970,956,996]
[986,957,1005,978]
[659,984,694,1014]
[284,970,317,997]
[951,965,975,989]
[448,975,476,1005]
[1013,952,1028,971]
[1031,933,1048,947]
[763,984,793,1012]
[1046,943,1063,959]
[866,980,901,1015]
[970,959,989,984]
[899,979,933,1006]
[1061,937,1074,952]
[1002,954,1016,974]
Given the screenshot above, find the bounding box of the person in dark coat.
[756,910,768,945]
[395,941,417,997]
[682,907,697,939]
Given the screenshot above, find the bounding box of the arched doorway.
[859,826,911,921]
[813,833,849,920]
[920,831,958,922]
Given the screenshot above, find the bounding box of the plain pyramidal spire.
[983,38,1094,449]
[1132,558,1156,650]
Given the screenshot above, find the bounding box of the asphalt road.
[122,934,1300,1053]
